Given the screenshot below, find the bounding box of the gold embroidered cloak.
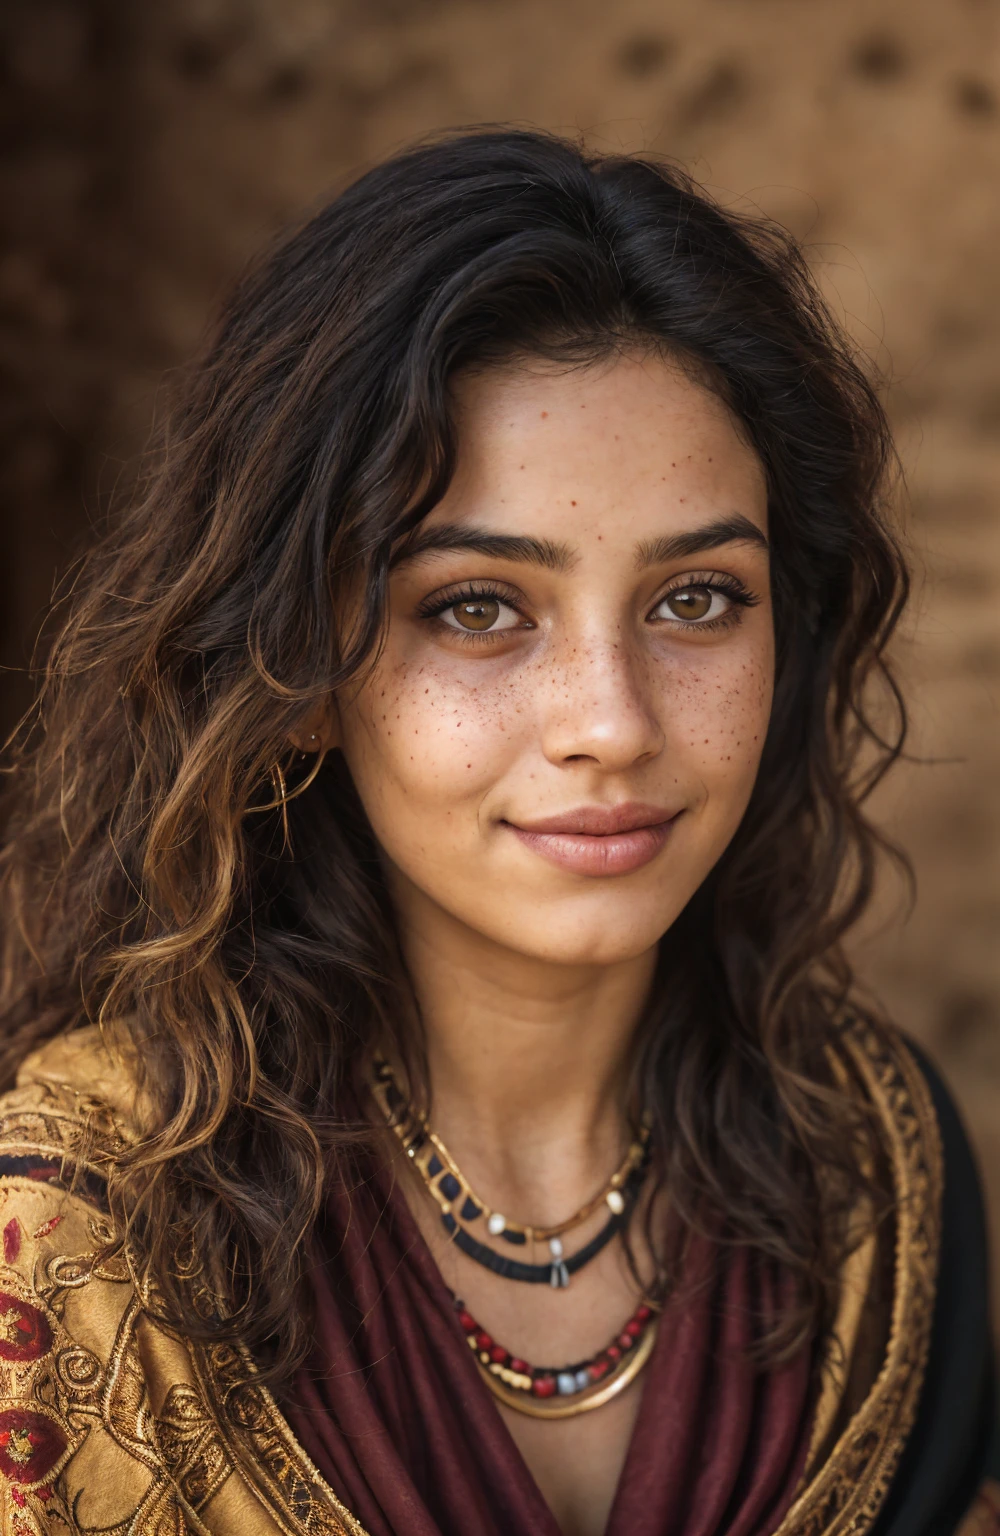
[0,1018,968,1535]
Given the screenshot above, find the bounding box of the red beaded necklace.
[454,1294,657,1419]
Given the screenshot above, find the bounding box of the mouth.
[501,803,681,877]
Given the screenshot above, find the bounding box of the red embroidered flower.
[2,1220,20,1265]
[0,1294,52,1364]
[0,1409,65,1484]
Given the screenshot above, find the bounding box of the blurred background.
[1,0,998,1312]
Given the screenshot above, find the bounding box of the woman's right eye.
[439,597,523,633]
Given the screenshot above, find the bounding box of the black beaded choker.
[370,1054,651,1288]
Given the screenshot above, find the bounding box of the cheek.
[668,645,774,797]
[339,653,525,820]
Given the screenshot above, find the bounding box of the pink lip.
[503,803,680,877]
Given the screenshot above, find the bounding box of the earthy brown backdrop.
[2,0,998,1309]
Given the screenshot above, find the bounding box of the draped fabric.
[0,1019,990,1535]
[281,1158,814,1536]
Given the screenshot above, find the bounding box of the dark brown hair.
[0,129,906,1375]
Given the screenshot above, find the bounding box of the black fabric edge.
[871,1038,996,1536]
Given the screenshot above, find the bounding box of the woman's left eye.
[438,597,523,633]
[651,585,732,624]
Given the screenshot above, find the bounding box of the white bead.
[606,1189,625,1215]
[575,1369,591,1391]
[548,1237,564,1259]
[557,1372,577,1395]
[487,1213,506,1236]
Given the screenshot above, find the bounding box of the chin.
[492,907,675,968]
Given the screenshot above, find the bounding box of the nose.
[538,629,665,772]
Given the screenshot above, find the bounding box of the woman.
[0,129,994,1536]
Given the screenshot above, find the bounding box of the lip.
[503,803,680,877]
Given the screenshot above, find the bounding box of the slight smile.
[503,804,681,877]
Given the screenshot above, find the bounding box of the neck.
[390,876,657,1214]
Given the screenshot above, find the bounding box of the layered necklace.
[370,1054,658,1418]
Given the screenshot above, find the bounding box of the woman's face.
[332,352,773,968]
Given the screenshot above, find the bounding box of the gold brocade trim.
[0,1019,943,1536]
[0,1071,133,1176]
[190,1340,370,1536]
[802,1037,881,1476]
[772,1017,943,1536]
[804,1224,878,1474]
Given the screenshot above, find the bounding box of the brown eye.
[665,586,714,621]
[450,598,501,631]
[433,591,527,635]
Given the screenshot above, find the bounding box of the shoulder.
[803,1013,997,1535]
[0,1030,144,1525]
[0,1029,365,1535]
[838,1013,989,1317]
[0,1027,138,1195]
[859,1024,997,1535]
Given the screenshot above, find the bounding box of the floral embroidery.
[3,1219,20,1265]
[0,1293,52,1364]
[0,1062,366,1534]
[0,1409,66,1485]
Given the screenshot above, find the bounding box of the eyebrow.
[392,524,575,571]
[634,515,769,569]
[392,512,768,574]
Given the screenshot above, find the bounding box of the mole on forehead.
[393,515,768,573]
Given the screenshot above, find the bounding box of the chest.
[407,1178,658,1535]
[497,1383,643,1536]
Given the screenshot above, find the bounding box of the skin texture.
[304,353,774,1536]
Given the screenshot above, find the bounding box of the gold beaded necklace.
[371,1053,650,1246]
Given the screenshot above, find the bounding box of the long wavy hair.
[0,129,907,1377]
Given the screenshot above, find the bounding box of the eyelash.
[652,571,759,632]
[416,572,759,641]
[416,579,517,617]
[416,580,528,642]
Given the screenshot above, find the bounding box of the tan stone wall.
[2,0,998,1307]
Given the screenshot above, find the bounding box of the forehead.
[428,352,768,549]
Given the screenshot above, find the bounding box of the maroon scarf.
[281,1160,814,1536]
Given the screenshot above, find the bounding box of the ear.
[289,697,340,753]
